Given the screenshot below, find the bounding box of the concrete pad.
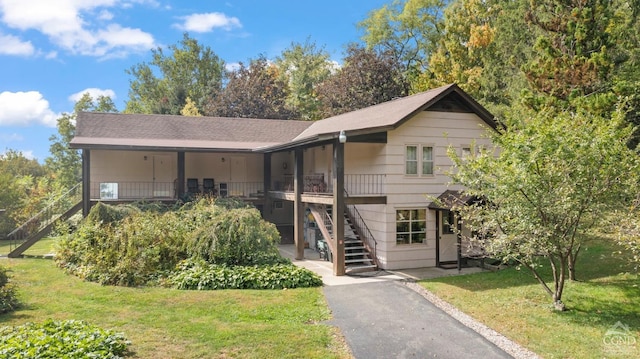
[278,244,487,284]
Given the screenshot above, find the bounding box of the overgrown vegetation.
[0,319,130,358]
[0,266,19,314]
[55,198,321,289]
[169,260,323,290]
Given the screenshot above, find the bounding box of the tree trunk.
[568,244,581,281]
[552,255,567,311]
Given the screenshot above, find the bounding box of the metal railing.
[7,184,82,251]
[345,189,378,267]
[277,174,385,195]
[90,181,265,200]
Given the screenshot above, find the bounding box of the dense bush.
[56,208,189,286]
[0,266,19,313]
[0,319,129,358]
[55,198,298,288]
[187,207,285,266]
[168,259,323,290]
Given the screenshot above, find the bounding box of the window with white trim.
[396,209,426,244]
[405,145,434,176]
[405,145,418,175]
[422,146,433,175]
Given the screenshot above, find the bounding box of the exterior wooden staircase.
[6,184,82,258]
[309,203,378,273]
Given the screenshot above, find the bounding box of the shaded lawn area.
[420,240,640,358]
[0,258,350,359]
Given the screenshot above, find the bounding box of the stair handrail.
[7,184,82,248]
[344,189,379,267]
[308,204,337,257]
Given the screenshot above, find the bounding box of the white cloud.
[225,62,240,72]
[0,0,155,57]
[97,9,114,21]
[0,32,34,55]
[0,91,59,127]
[69,88,116,102]
[174,12,241,33]
[18,150,35,160]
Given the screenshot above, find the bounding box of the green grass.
[0,258,350,359]
[0,237,58,257]
[420,240,640,358]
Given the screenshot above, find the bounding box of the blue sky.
[0,0,389,162]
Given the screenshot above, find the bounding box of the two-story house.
[70,84,496,275]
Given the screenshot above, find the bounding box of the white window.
[405,145,418,175]
[396,209,426,245]
[405,145,434,176]
[422,146,433,175]
[462,146,472,158]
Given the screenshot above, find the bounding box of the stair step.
[345,251,367,257]
[345,258,373,264]
[345,246,365,250]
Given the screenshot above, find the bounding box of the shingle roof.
[427,190,477,210]
[261,84,496,151]
[70,84,495,152]
[71,112,313,151]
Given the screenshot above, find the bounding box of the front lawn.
[421,240,640,358]
[0,258,350,359]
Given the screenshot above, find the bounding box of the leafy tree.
[274,39,333,120]
[0,173,22,237]
[522,0,623,103]
[614,203,640,272]
[448,106,639,311]
[46,93,117,190]
[316,44,407,117]
[358,0,449,91]
[419,0,534,115]
[0,149,45,177]
[0,151,47,236]
[180,97,202,116]
[204,56,298,119]
[125,33,225,115]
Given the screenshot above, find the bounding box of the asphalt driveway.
[323,280,514,359]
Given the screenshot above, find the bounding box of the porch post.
[456,213,462,272]
[332,140,346,276]
[435,210,441,267]
[293,148,305,260]
[263,153,271,217]
[82,149,91,217]
[177,152,185,199]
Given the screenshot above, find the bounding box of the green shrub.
[56,199,306,289]
[0,319,130,358]
[168,259,323,290]
[56,205,189,286]
[85,202,139,224]
[187,207,284,266]
[0,266,19,314]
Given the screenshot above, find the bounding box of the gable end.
[426,92,474,113]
